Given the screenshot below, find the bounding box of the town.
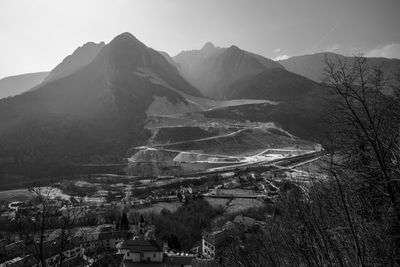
[0,146,325,266]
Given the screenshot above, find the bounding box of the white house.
[202,229,228,259]
[116,239,164,265]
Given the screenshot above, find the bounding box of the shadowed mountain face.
[44,41,105,83]
[279,52,400,83]
[173,43,333,144]
[174,43,283,99]
[200,70,328,142]
[158,51,176,66]
[227,68,322,101]
[173,43,328,142]
[0,33,202,164]
[0,72,49,99]
[0,42,106,100]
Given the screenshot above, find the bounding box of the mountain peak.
[115,32,137,40]
[228,45,241,51]
[81,41,105,49]
[108,32,144,48]
[99,32,151,68]
[202,42,215,51]
[44,41,105,83]
[225,45,243,58]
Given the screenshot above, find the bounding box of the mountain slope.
[221,66,328,142]
[226,68,322,101]
[279,52,400,82]
[158,51,176,66]
[43,41,105,83]
[0,32,203,165]
[174,43,283,98]
[0,72,49,99]
[173,43,329,142]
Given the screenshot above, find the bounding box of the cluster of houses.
[201,215,268,262]
[0,163,283,267]
[0,224,127,266]
[0,200,40,221]
[2,213,261,266]
[128,185,194,208]
[115,216,196,267]
[1,215,201,267]
[1,187,269,267]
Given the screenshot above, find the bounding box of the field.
[205,197,231,208]
[205,197,264,213]
[0,189,34,202]
[132,201,182,214]
[225,198,264,213]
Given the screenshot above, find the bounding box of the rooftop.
[117,239,163,252]
[121,262,164,267]
[203,229,229,246]
[165,254,195,265]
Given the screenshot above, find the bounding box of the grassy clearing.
[226,198,264,213]
[0,189,34,202]
[133,201,181,214]
[205,197,231,208]
[205,197,264,214]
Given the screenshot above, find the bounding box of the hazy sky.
[1,0,400,78]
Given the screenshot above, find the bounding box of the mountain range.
[0,41,106,100]
[0,33,202,166]
[43,41,106,83]
[173,42,327,139]
[174,42,285,99]
[0,72,49,99]
[0,32,398,181]
[279,52,400,83]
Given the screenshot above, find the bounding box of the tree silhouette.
[120,212,130,231]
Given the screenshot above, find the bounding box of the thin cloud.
[365,43,400,59]
[273,55,290,61]
[306,16,343,54]
[273,48,281,53]
[325,44,340,52]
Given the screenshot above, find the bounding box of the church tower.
[139,215,146,235]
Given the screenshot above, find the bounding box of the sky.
[1,0,400,78]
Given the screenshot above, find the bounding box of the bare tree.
[219,56,400,267]
[324,55,400,214]
[29,184,55,267]
[14,184,84,267]
[324,56,400,221]
[57,202,84,266]
[324,55,400,265]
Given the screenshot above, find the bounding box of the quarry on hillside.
[126,113,321,177]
